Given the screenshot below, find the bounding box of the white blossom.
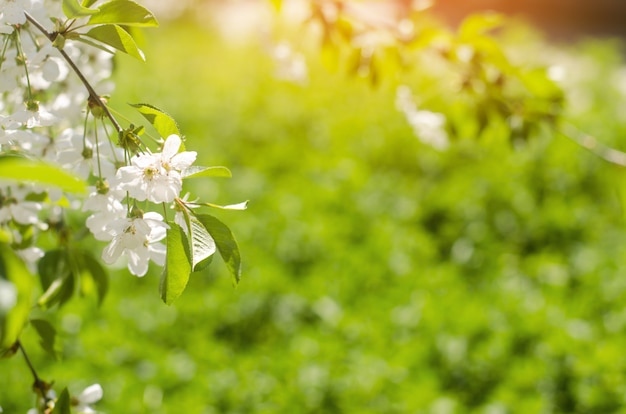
[83,187,127,241]
[55,128,117,179]
[0,186,43,225]
[116,134,196,204]
[0,0,30,30]
[101,212,168,277]
[75,383,103,414]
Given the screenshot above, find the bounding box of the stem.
[23,12,123,133]
[14,30,34,103]
[559,123,626,167]
[18,340,49,401]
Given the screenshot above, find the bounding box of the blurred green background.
[5,6,626,413]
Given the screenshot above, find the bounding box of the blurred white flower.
[84,186,126,241]
[0,186,43,225]
[396,85,449,151]
[75,383,103,414]
[0,0,31,30]
[116,134,196,204]
[55,128,117,180]
[272,42,308,85]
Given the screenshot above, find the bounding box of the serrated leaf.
[0,244,34,354]
[63,0,99,19]
[196,214,242,285]
[160,222,192,305]
[82,24,145,61]
[87,0,158,27]
[0,157,86,193]
[188,215,216,271]
[182,166,232,179]
[53,388,72,414]
[129,103,181,140]
[30,319,58,359]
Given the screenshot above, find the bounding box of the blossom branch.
[18,340,49,401]
[23,12,123,133]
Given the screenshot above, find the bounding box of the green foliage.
[37,248,109,309]
[197,214,242,285]
[52,388,71,414]
[5,7,626,414]
[30,319,59,359]
[184,213,216,272]
[87,0,158,28]
[129,103,182,140]
[160,223,192,305]
[62,0,98,19]
[0,244,34,354]
[82,24,146,61]
[0,157,85,194]
[183,166,232,179]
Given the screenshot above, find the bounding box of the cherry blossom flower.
[0,186,43,225]
[116,134,196,203]
[0,0,31,31]
[74,383,103,414]
[101,212,168,277]
[83,186,126,241]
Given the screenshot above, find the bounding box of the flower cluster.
[85,134,197,276]
[0,1,202,277]
[1,1,245,411]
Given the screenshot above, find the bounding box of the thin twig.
[560,122,626,167]
[23,12,123,133]
[18,340,49,400]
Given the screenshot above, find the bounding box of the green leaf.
[63,0,99,19]
[75,249,109,306]
[182,166,232,179]
[30,319,58,359]
[129,103,181,140]
[37,250,75,309]
[160,222,192,305]
[0,244,34,353]
[188,214,216,272]
[81,0,98,7]
[38,250,67,291]
[0,157,85,194]
[74,36,118,56]
[82,24,145,61]
[53,388,72,414]
[196,214,242,285]
[88,0,158,27]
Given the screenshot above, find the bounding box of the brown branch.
[23,12,123,133]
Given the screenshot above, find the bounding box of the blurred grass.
[4,16,626,414]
